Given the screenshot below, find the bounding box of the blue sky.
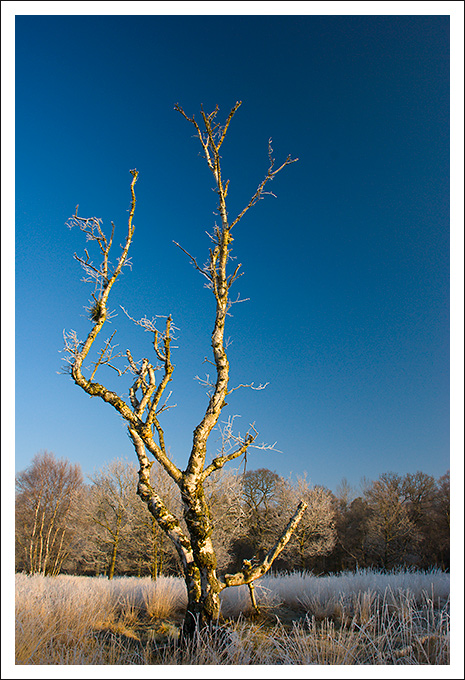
[10,8,456,493]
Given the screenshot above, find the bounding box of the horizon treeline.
[15,451,450,579]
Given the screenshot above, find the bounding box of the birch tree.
[15,451,84,575]
[63,102,305,638]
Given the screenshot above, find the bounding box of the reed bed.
[14,569,450,665]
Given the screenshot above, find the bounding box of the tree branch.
[201,432,256,482]
[223,500,308,587]
[230,142,298,230]
[173,240,213,283]
[128,428,192,566]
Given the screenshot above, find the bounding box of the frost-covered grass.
[14,569,450,665]
[220,567,450,617]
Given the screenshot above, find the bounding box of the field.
[14,569,450,666]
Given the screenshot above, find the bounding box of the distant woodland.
[15,451,450,578]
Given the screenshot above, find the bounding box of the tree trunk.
[179,498,308,642]
[181,569,222,640]
[108,520,121,580]
[179,481,223,639]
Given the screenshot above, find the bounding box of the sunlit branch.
[173,240,213,283]
[88,331,128,381]
[229,140,298,230]
[223,500,308,588]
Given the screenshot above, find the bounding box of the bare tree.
[284,477,337,571]
[335,477,357,512]
[87,459,139,579]
[333,495,371,571]
[15,451,84,575]
[240,468,287,560]
[401,470,450,569]
[433,470,450,569]
[63,102,306,638]
[364,472,418,568]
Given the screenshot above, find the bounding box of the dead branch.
[223,500,308,588]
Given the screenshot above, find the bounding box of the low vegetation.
[15,568,449,665]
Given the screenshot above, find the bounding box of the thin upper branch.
[173,241,213,283]
[201,432,256,482]
[230,143,298,230]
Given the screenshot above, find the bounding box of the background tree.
[402,471,439,568]
[433,470,450,570]
[335,477,357,513]
[364,472,418,568]
[239,468,287,562]
[332,495,371,571]
[86,459,139,579]
[15,451,84,575]
[63,101,305,637]
[284,477,337,572]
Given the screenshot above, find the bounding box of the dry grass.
[14,573,187,665]
[14,569,450,666]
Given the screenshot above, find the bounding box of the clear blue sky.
[13,10,452,492]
